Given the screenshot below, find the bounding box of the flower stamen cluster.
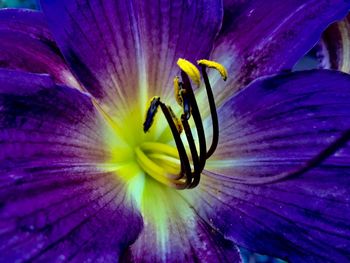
[138,58,227,189]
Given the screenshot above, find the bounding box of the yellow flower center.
[103,58,227,192]
[96,58,227,246]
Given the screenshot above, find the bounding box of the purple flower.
[1,0,350,262]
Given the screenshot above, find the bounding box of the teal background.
[0,0,37,8]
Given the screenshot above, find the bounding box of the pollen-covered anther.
[141,58,226,189]
[177,58,201,86]
[167,106,183,134]
[198,59,228,81]
[143,96,161,133]
[174,76,183,106]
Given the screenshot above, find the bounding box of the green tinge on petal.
[321,14,350,72]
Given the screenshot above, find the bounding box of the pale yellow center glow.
[96,58,227,254]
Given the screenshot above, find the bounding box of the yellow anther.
[167,106,183,134]
[198,59,228,81]
[177,58,201,86]
[174,76,183,106]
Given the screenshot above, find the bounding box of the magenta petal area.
[39,0,223,117]
[0,9,79,87]
[210,0,350,105]
[0,70,142,262]
[187,70,350,262]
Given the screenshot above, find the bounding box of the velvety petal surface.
[318,14,350,72]
[121,179,241,263]
[209,0,350,106]
[0,70,142,262]
[186,70,350,262]
[40,0,223,119]
[0,9,79,87]
[208,70,350,180]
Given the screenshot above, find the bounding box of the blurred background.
[0,0,37,8]
[0,1,319,262]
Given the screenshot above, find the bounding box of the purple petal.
[40,0,223,119]
[120,180,241,263]
[0,9,79,87]
[210,0,350,106]
[189,70,350,261]
[318,14,350,72]
[208,70,350,181]
[0,69,142,261]
[199,154,350,262]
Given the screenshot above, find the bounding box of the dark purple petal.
[318,14,350,72]
[0,9,79,87]
[40,0,223,119]
[0,69,142,262]
[198,154,350,262]
[210,0,350,106]
[208,70,350,181]
[120,180,241,263]
[187,70,350,261]
[124,219,241,263]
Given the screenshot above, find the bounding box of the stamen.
[139,142,179,158]
[182,91,192,121]
[141,58,226,189]
[181,114,201,188]
[177,58,201,86]
[181,70,207,171]
[198,59,228,81]
[135,147,175,184]
[147,153,180,175]
[167,105,183,134]
[174,76,183,106]
[199,62,223,158]
[143,96,160,133]
[174,77,192,119]
[198,59,227,157]
[159,102,193,188]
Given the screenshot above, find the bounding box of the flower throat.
[136,59,227,190]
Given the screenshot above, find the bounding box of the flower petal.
[40,0,223,119]
[0,69,142,261]
[189,70,350,261]
[318,14,350,72]
[208,70,350,181]
[122,179,241,263]
[0,9,79,87]
[198,154,350,262]
[210,0,350,106]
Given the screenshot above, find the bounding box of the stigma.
[138,58,227,190]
